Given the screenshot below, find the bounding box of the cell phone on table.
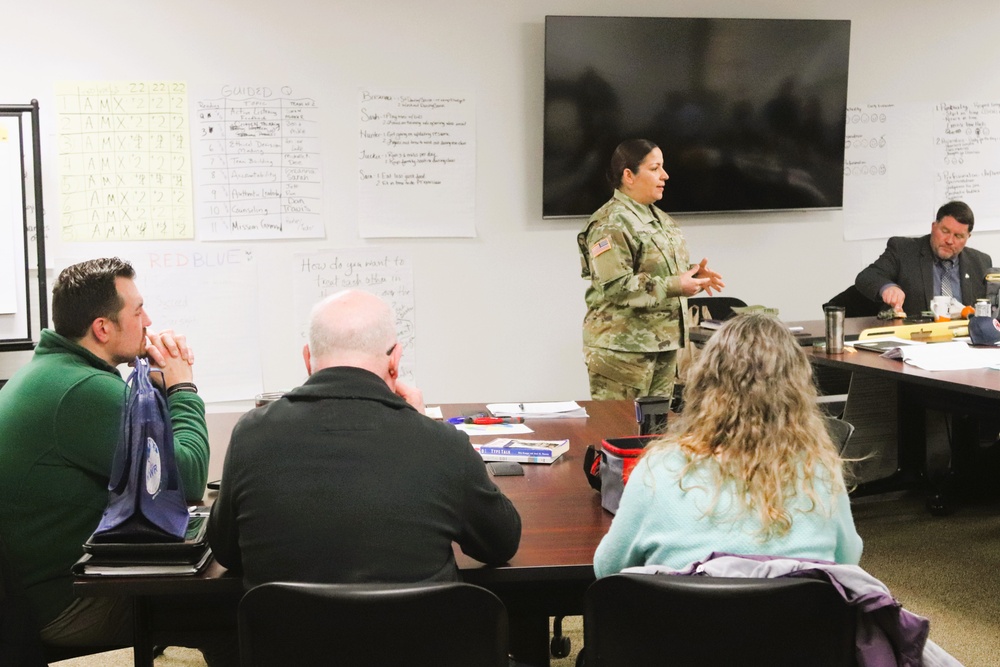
[486,461,524,476]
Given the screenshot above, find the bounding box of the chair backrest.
[687,296,749,324]
[584,574,856,667]
[0,606,44,667]
[238,581,508,667]
[824,285,882,318]
[1,533,122,666]
[825,416,856,455]
[987,267,1000,313]
[0,536,48,667]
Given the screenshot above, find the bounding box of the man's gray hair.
[307,291,396,359]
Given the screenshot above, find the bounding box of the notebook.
[73,546,213,576]
[853,338,921,354]
[82,515,208,563]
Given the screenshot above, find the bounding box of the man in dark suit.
[855,201,993,317]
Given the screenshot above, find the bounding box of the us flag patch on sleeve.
[590,236,612,258]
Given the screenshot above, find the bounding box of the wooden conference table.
[796,317,1000,400]
[73,400,637,667]
[694,315,1000,404]
[806,320,1000,511]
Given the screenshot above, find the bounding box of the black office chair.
[676,297,749,413]
[824,285,882,318]
[238,581,508,667]
[1,538,47,667]
[583,573,857,667]
[826,416,856,455]
[687,296,749,324]
[1,535,124,666]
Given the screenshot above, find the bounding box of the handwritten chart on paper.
[58,246,262,402]
[843,103,933,241]
[843,100,1000,240]
[293,249,415,382]
[56,81,194,241]
[358,90,475,238]
[0,117,20,315]
[932,102,1000,225]
[195,86,323,241]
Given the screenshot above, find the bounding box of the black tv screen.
[543,16,851,217]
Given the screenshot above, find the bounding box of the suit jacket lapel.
[918,241,934,309]
[958,251,974,303]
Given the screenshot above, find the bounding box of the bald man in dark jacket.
[208,290,521,589]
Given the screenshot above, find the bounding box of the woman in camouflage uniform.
[578,139,724,400]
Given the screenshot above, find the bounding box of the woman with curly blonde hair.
[594,313,862,576]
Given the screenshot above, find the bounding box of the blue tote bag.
[90,358,189,543]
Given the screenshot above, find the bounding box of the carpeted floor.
[53,492,999,667]
[52,646,200,667]
[850,491,1000,667]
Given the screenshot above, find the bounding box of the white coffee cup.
[930,295,951,321]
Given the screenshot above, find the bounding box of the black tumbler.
[635,395,671,436]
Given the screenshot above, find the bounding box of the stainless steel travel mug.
[824,306,845,354]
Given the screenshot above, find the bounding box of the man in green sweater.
[0,258,209,650]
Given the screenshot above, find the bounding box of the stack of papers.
[884,340,1000,371]
[486,401,588,419]
[73,548,213,576]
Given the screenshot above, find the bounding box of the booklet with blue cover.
[472,438,570,464]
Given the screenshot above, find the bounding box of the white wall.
[3,0,1000,405]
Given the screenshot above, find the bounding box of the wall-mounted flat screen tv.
[543,16,851,217]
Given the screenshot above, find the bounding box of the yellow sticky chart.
[56,81,194,241]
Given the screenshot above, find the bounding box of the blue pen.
[447,417,465,425]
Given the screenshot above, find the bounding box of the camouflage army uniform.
[577,190,692,400]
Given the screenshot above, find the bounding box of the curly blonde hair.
[646,313,849,540]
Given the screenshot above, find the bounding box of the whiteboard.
[0,115,29,342]
[55,244,262,402]
[4,0,1000,403]
[0,117,20,314]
